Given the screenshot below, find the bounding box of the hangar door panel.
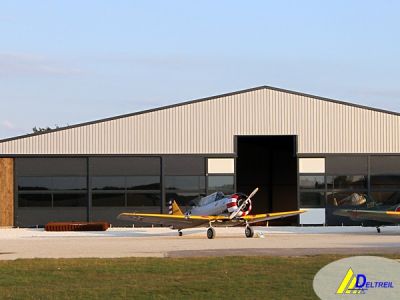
[15,158,88,227]
[90,157,161,226]
[236,136,298,225]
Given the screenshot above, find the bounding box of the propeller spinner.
[229,187,259,219]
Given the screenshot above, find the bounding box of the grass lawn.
[0,255,396,299]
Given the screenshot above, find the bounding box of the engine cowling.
[226,193,252,217]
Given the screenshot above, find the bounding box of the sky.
[0,0,399,139]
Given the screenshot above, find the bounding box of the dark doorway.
[236,136,298,225]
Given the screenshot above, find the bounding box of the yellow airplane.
[118,188,306,239]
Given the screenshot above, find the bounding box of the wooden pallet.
[45,222,110,231]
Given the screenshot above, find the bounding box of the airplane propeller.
[229,187,259,219]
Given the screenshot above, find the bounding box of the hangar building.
[0,86,400,227]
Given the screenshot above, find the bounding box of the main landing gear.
[245,226,254,238]
[207,227,216,239]
[178,230,183,236]
[376,227,381,233]
[206,224,255,239]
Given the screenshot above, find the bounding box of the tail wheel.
[207,227,216,239]
[245,226,254,238]
[178,230,183,236]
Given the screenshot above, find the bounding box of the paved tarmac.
[0,226,399,260]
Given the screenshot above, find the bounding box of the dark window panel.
[326,191,368,207]
[327,175,367,190]
[126,176,160,190]
[92,177,125,190]
[370,175,400,189]
[370,191,400,206]
[16,158,87,176]
[371,156,400,175]
[207,176,234,193]
[325,156,368,174]
[165,176,206,191]
[207,189,235,195]
[166,192,205,207]
[299,192,325,208]
[92,193,125,207]
[90,157,160,176]
[127,193,161,207]
[52,177,87,190]
[299,176,325,189]
[18,177,52,191]
[53,193,87,207]
[164,156,205,175]
[18,194,52,207]
[18,176,88,191]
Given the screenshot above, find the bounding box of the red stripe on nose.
[227,202,237,208]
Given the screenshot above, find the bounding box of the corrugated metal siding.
[1,88,400,155]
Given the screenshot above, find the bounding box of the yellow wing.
[242,210,307,223]
[118,212,211,229]
[118,210,306,229]
[386,211,400,217]
[335,209,400,223]
[209,210,307,226]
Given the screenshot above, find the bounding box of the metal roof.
[0,85,399,155]
[1,85,399,144]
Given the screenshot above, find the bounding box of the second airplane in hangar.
[118,188,306,239]
[334,201,400,233]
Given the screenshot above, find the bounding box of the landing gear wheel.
[245,226,254,238]
[376,227,381,233]
[178,230,183,236]
[207,227,216,239]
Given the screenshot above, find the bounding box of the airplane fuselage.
[187,197,232,216]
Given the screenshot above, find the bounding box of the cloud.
[0,15,14,22]
[1,120,15,129]
[0,53,84,77]
[0,120,33,140]
[92,53,225,70]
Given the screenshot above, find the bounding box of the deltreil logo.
[313,256,399,300]
[336,267,394,295]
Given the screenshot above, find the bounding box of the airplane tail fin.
[168,200,183,215]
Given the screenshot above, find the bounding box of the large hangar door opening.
[236,136,298,225]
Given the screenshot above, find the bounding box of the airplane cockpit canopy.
[195,192,226,207]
